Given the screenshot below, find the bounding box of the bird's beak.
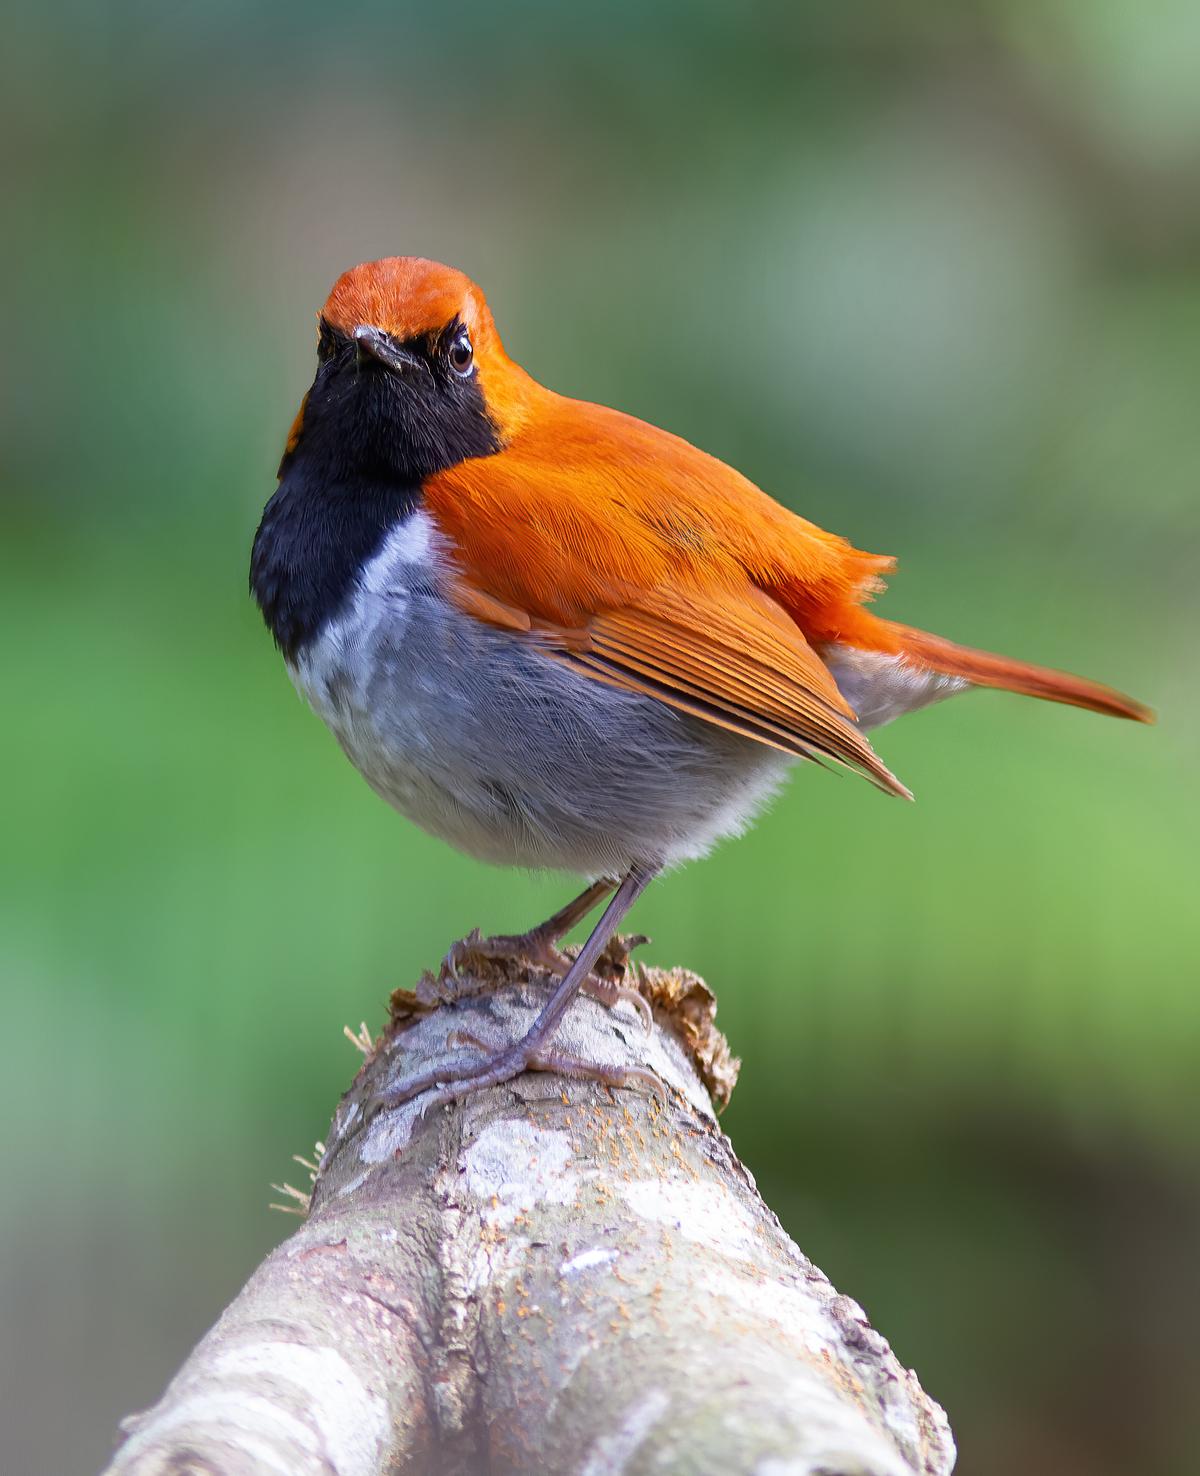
[353,324,423,373]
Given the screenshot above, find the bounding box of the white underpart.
[287,513,966,874]
[363,509,431,580]
[286,509,795,874]
[823,646,967,731]
[289,511,429,806]
[291,511,435,709]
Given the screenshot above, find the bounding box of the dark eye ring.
[447,330,474,376]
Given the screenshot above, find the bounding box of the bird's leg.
[444,874,649,1029]
[373,863,660,1114]
[444,876,618,976]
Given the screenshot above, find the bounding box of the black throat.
[250,328,500,661]
[250,456,421,663]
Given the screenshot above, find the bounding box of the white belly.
[288,511,794,875]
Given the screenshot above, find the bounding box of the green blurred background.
[3,3,1197,1473]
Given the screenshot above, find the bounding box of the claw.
[446,1027,489,1052]
[442,927,486,980]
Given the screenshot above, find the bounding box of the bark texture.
[105,950,956,1476]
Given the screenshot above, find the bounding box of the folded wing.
[425,390,914,798]
[550,585,910,797]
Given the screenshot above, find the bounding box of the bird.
[250,255,1152,1108]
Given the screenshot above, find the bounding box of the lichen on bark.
[105,953,955,1476]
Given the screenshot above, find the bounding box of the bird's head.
[281,257,528,484]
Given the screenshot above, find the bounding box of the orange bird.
[251,256,1152,1107]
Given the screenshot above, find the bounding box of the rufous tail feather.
[880,621,1154,724]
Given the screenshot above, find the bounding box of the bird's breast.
[288,509,437,759]
[287,507,793,874]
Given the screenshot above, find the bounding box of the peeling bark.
[105,952,956,1476]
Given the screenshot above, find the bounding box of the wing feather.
[549,589,910,798]
[425,390,912,798]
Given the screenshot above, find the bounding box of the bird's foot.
[441,877,620,981]
[366,1028,665,1121]
[372,866,662,1124]
[440,928,652,1033]
[443,925,568,980]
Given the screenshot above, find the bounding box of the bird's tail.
[879,619,1155,723]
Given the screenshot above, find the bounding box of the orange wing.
[558,587,910,796]
[424,392,911,797]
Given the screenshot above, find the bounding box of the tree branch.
[104,949,956,1476]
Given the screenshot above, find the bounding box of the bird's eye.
[447,329,474,376]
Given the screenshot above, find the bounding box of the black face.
[289,315,501,484]
[250,316,501,661]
